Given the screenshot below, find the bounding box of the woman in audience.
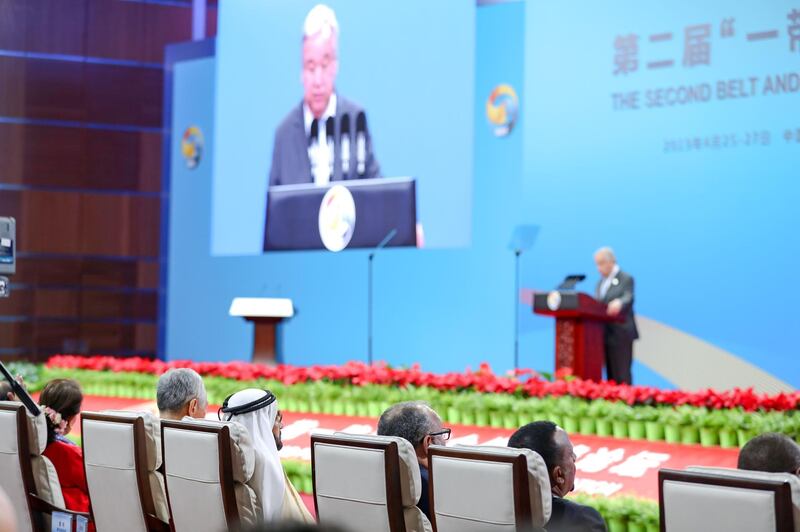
[39,378,91,514]
[221,388,314,524]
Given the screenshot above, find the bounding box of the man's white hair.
[303,4,339,42]
[594,246,617,263]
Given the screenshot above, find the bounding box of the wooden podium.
[229,298,293,365]
[533,291,621,381]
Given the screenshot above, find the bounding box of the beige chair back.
[0,402,66,532]
[311,432,432,532]
[82,410,169,531]
[428,444,551,532]
[161,418,260,532]
[660,467,798,532]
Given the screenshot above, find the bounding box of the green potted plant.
[696,408,727,447]
[608,401,632,438]
[673,406,700,445]
[636,406,662,441]
[587,400,614,437]
[660,408,682,443]
[717,409,740,448]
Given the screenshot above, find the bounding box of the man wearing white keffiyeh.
[223,389,314,524]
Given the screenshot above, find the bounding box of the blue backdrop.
[165,1,800,391]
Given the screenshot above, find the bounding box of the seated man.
[738,432,800,474]
[509,421,606,532]
[376,401,450,521]
[221,388,314,524]
[156,368,208,420]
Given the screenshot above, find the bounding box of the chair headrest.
[685,465,800,503]
[16,402,48,455]
[172,417,256,483]
[86,410,163,470]
[441,444,553,525]
[329,432,422,507]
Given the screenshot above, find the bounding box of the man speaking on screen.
[268,4,381,187]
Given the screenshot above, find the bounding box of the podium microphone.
[325,117,335,181]
[367,228,397,365]
[355,111,367,177]
[340,113,351,177]
[308,119,319,180]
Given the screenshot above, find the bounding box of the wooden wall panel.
[22,59,87,122]
[0,124,161,192]
[13,258,158,290]
[21,191,83,254]
[0,322,34,349]
[24,0,87,56]
[0,0,203,361]
[79,194,160,257]
[0,0,28,51]
[85,63,163,126]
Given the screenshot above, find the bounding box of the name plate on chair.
[51,512,72,532]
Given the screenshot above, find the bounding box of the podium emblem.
[547,290,562,311]
[318,185,356,252]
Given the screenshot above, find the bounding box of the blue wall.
[165,1,800,389]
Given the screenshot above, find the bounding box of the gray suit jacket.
[595,269,639,340]
[268,95,381,186]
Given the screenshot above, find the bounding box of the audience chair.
[659,466,800,532]
[427,444,551,532]
[0,402,91,532]
[161,418,261,532]
[311,433,432,532]
[81,410,170,531]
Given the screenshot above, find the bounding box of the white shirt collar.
[303,93,337,136]
[605,264,620,280]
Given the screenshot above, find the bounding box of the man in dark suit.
[594,247,639,384]
[377,401,450,521]
[268,4,380,187]
[509,421,607,532]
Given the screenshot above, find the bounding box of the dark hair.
[738,432,800,474]
[39,379,83,444]
[377,401,439,448]
[508,420,561,473]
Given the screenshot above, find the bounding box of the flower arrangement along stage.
[29,356,800,448]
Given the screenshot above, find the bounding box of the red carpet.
[77,396,738,501]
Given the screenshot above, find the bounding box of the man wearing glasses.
[377,401,451,521]
[268,3,381,188]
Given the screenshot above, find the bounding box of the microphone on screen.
[325,117,335,181]
[340,113,351,178]
[308,119,319,180]
[355,111,367,177]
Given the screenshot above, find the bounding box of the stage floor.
[76,395,738,501]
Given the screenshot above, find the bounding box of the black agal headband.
[218,390,276,421]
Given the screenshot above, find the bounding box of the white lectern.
[229,298,294,364]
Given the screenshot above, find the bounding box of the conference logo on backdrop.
[318,185,356,252]
[486,84,519,137]
[181,126,204,169]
